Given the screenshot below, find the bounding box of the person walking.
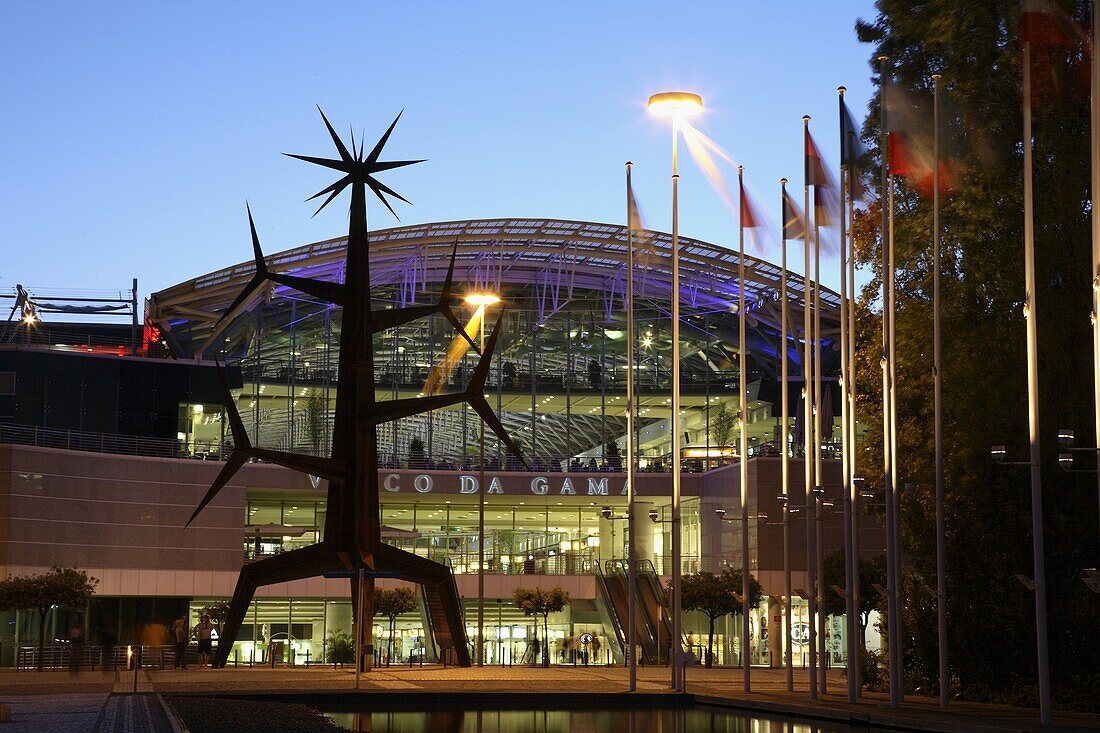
[68,621,85,675]
[172,615,189,669]
[196,614,215,668]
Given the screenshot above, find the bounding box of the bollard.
[234,648,239,668]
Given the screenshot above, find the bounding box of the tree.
[194,600,231,634]
[667,569,762,668]
[372,587,418,666]
[0,566,98,671]
[854,1,1100,706]
[324,629,355,664]
[712,401,736,447]
[513,586,570,668]
[820,550,886,647]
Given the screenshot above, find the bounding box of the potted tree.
[372,587,419,666]
[513,586,570,668]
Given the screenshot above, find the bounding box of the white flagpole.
[626,162,638,693]
[814,211,827,696]
[847,122,861,697]
[838,85,857,706]
[738,166,751,694]
[670,119,684,694]
[802,114,818,700]
[780,179,794,693]
[1091,0,1100,572]
[1021,28,1052,726]
[932,73,949,709]
[879,54,902,709]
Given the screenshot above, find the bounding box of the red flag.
[740,179,761,229]
[888,132,957,194]
[805,128,829,187]
[782,190,806,241]
[1021,0,1082,46]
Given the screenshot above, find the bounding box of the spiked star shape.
[286,107,424,218]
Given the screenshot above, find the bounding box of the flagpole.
[670,118,684,694]
[780,178,794,693]
[1091,0,1100,569]
[737,166,752,694]
[814,213,827,696]
[838,85,857,706]
[626,162,638,693]
[802,114,818,700]
[931,73,949,709]
[846,124,861,697]
[1021,32,1052,727]
[879,54,902,709]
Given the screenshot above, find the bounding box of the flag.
[840,95,865,200]
[888,131,957,194]
[814,186,840,228]
[782,190,806,241]
[805,128,829,188]
[884,84,958,194]
[740,178,762,229]
[627,168,646,232]
[1020,0,1082,46]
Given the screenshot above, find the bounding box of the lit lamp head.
[1058,428,1075,448]
[648,509,660,523]
[647,92,704,119]
[990,445,1007,464]
[464,293,501,307]
[714,507,726,519]
[1059,453,1075,470]
[601,506,613,520]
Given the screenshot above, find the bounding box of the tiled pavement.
[0,693,109,733]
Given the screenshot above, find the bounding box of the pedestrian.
[68,621,85,675]
[95,620,117,671]
[172,615,189,668]
[196,614,215,668]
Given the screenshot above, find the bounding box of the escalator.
[420,566,472,667]
[597,560,664,664]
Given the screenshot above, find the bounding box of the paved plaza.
[0,665,1097,732]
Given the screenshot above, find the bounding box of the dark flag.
[840,95,865,200]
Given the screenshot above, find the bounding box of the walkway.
[0,666,1097,732]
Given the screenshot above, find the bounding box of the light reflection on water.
[321,706,851,733]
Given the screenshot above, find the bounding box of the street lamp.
[1055,428,1100,576]
[648,89,702,694]
[465,291,500,667]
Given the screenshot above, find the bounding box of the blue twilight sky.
[1,1,879,305]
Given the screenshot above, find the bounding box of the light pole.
[465,291,500,667]
[648,90,703,693]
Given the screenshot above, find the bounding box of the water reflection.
[321,706,851,733]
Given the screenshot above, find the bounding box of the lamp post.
[465,291,500,667]
[648,90,703,693]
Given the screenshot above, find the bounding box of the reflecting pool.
[320,705,855,733]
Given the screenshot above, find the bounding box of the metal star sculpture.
[187,108,526,669]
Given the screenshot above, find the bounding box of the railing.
[0,423,223,459]
[1,422,844,470]
[238,361,744,394]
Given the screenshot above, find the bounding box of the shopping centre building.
[0,218,882,668]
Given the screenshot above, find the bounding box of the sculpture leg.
[376,544,471,667]
[213,542,348,668]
